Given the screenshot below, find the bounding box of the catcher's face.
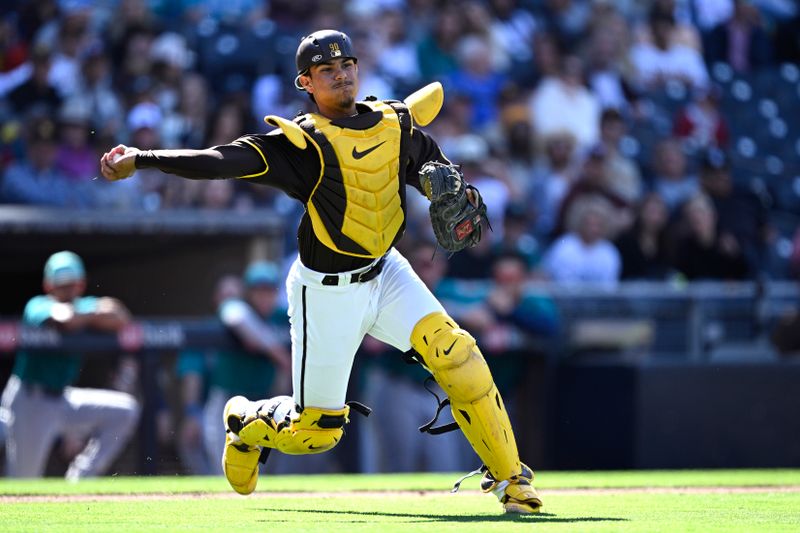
[301,57,359,118]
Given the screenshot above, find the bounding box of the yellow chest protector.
[263,83,444,259]
[294,101,404,258]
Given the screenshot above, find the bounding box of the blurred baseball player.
[0,251,140,478]
[101,29,542,513]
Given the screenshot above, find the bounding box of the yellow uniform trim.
[236,138,270,179]
[404,82,444,127]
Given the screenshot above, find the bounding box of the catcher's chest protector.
[299,102,406,258]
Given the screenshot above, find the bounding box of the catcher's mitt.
[419,161,488,253]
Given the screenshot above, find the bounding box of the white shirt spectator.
[630,42,710,90]
[530,77,600,150]
[543,233,621,287]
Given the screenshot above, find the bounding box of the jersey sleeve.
[231,132,320,202]
[405,127,450,194]
[22,296,55,326]
[135,131,321,202]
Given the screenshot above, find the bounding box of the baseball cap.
[244,261,280,288]
[44,251,85,286]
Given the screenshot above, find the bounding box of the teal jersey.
[12,295,98,391]
[209,299,289,398]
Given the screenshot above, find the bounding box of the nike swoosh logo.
[443,339,457,355]
[352,141,386,160]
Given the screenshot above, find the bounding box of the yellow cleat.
[222,395,261,495]
[221,433,260,495]
[481,464,543,514]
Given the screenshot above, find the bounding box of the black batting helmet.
[294,30,357,89]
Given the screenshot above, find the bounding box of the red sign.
[118,323,144,352]
[0,322,18,352]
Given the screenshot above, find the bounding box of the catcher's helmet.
[294,30,357,89]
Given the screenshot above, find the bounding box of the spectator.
[447,35,509,131]
[650,137,700,213]
[704,0,773,73]
[599,108,643,203]
[670,193,749,280]
[75,44,125,143]
[200,261,292,475]
[698,148,770,277]
[485,253,561,348]
[148,32,194,115]
[537,0,592,53]
[494,100,537,199]
[542,195,622,287]
[374,8,422,95]
[488,0,538,74]
[673,86,730,151]
[416,6,462,81]
[629,10,710,90]
[554,143,632,239]
[585,9,636,112]
[0,251,140,478]
[494,202,543,270]
[1,116,86,207]
[529,53,601,150]
[530,130,579,239]
[614,192,675,280]
[6,45,62,118]
[47,10,91,99]
[55,98,96,182]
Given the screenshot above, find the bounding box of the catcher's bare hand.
[100,144,140,181]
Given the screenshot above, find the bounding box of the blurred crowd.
[2,0,800,285]
[3,0,800,476]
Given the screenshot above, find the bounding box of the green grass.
[1,471,798,532]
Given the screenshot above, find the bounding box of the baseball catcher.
[101,28,541,514]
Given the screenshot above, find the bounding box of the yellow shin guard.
[410,311,523,482]
[233,402,350,455]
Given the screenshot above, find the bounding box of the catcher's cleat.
[221,433,260,495]
[222,396,262,495]
[481,464,543,514]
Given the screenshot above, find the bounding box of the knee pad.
[410,311,522,482]
[410,312,493,403]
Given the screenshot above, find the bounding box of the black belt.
[321,256,386,286]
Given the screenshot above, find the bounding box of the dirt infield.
[3,485,800,503]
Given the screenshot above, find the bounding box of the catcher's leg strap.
[230,398,351,455]
[410,311,522,482]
